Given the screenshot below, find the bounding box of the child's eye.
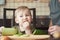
[20,16,23,17]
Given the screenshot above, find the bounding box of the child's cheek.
[18,19,23,23]
[29,18,32,23]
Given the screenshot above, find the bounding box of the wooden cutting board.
[8,35,50,40]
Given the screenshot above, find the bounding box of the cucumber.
[2,28,17,36]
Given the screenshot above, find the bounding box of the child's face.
[15,9,32,25]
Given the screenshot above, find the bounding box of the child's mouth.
[23,20,28,23]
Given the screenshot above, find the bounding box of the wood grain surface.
[8,35,50,40]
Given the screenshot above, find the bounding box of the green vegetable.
[33,29,47,35]
[20,34,30,37]
[2,28,17,36]
[13,34,30,37]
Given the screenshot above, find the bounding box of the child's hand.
[23,22,32,34]
[48,25,60,35]
[23,22,30,29]
[19,22,30,32]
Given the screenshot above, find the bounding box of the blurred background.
[0,0,50,32]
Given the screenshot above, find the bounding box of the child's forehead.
[17,9,30,15]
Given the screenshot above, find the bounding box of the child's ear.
[15,17,19,23]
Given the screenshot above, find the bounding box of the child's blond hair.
[15,6,31,17]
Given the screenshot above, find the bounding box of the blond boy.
[15,6,32,34]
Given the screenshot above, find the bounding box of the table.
[7,35,50,40]
[1,35,60,40]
